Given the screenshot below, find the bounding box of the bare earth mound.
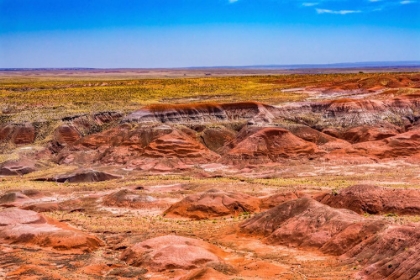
[102,189,162,209]
[317,184,420,215]
[164,189,261,220]
[241,197,420,279]
[345,224,420,280]
[224,127,319,163]
[35,170,121,183]
[0,208,103,253]
[240,197,385,255]
[121,235,224,271]
[259,191,303,209]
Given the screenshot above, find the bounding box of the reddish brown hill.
[103,189,164,209]
[259,191,304,209]
[55,124,220,168]
[224,127,319,163]
[288,125,351,152]
[317,185,420,215]
[53,124,82,146]
[346,224,420,280]
[341,125,399,143]
[0,208,103,253]
[121,235,225,271]
[199,126,237,154]
[240,197,420,279]
[164,189,260,220]
[0,159,37,176]
[351,128,420,159]
[240,197,384,254]
[0,123,36,145]
[34,170,121,183]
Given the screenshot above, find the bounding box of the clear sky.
[0,0,419,68]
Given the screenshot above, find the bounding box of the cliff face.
[124,102,275,125]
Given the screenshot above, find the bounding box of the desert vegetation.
[0,70,420,279]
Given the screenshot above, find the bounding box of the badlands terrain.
[0,70,420,279]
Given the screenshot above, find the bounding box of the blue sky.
[0,0,419,68]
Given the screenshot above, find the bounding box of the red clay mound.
[164,189,261,220]
[0,159,37,176]
[57,124,219,167]
[317,185,420,215]
[121,235,224,271]
[241,197,420,278]
[360,243,420,280]
[200,127,237,154]
[341,125,399,143]
[350,129,420,159]
[180,267,230,280]
[34,170,121,183]
[0,191,35,208]
[0,208,45,225]
[0,208,102,253]
[288,126,351,152]
[6,264,64,279]
[240,197,385,255]
[346,224,420,280]
[23,198,85,213]
[142,129,220,162]
[102,189,163,209]
[0,123,36,145]
[224,127,319,163]
[259,191,303,209]
[53,124,82,146]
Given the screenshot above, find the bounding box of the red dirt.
[240,197,384,254]
[121,235,225,271]
[35,170,121,183]
[0,123,36,145]
[224,127,319,163]
[317,185,420,215]
[102,189,164,209]
[341,125,400,143]
[345,224,420,280]
[164,189,261,220]
[0,208,103,253]
[0,159,37,176]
